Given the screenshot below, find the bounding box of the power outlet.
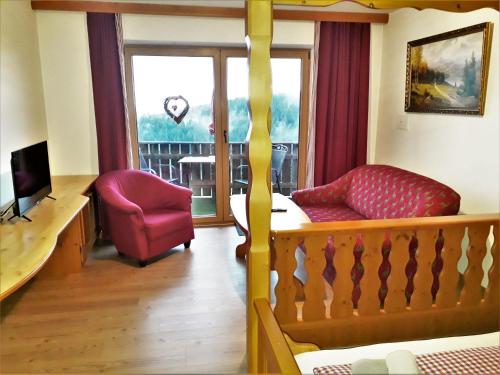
[396,115,409,131]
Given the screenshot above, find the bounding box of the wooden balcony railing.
[139,141,299,197]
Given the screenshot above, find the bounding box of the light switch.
[397,115,409,131]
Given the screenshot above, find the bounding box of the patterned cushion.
[302,205,366,222]
[291,172,352,208]
[345,165,460,219]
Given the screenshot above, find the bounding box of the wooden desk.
[230,193,310,258]
[0,175,97,300]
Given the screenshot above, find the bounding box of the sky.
[227,57,302,99]
[132,55,301,117]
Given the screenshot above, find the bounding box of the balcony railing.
[139,141,299,197]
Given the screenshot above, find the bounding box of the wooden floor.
[0,227,248,373]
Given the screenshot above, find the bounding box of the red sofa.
[292,164,461,222]
[96,170,194,267]
[291,165,461,305]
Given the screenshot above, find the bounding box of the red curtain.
[314,22,370,186]
[87,13,128,174]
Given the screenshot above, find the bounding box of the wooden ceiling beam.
[275,9,388,22]
[31,1,389,23]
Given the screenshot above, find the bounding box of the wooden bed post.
[245,0,273,373]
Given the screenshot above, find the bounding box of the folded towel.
[351,359,388,374]
[386,350,420,374]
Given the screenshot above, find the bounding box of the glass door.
[125,47,223,224]
[125,47,309,225]
[221,49,310,221]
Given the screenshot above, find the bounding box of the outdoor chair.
[234,144,288,194]
[139,149,179,184]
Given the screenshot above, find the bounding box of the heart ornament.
[164,95,190,124]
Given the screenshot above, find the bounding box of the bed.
[253,214,499,373]
[295,332,499,374]
[243,1,500,373]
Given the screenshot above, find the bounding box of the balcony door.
[221,49,309,221]
[125,46,309,225]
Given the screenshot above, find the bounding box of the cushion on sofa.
[345,165,461,219]
[302,205,366,222]
[291,173,352,208]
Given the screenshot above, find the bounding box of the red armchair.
[96,170,194,267]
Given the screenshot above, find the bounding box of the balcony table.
[178,155,215,188]
[139,141,299,196]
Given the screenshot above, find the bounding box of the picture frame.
[405,22,493,115]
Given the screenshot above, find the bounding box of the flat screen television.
[10,141,52,218]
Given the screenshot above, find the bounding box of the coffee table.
[230,193,310,299]
[230,193,311,258]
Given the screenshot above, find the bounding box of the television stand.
[6,195,57,222]
[8,214,32,222]
[0,175,97,301]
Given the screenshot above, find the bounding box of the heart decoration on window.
[164,95,190,124]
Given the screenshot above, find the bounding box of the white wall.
[122,14,315,46]
[375,8,499,214]
[36,11,99,176]
[368,24,384,164]
[0,0,48,207]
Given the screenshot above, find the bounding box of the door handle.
[223,130,228,144]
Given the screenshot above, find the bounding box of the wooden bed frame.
[243,0,500,373]
[256,214,499,373]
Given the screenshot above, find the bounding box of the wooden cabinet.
[37,187,98,278]
[80,191,97,265]
[0,176,97,300]
[40,213,85,277]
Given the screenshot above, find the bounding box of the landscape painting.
[405,23,492,115]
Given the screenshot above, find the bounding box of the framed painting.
[405,22,493,115]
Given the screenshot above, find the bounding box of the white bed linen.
[295,332,499,374]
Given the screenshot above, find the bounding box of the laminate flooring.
[1,227,249,374]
